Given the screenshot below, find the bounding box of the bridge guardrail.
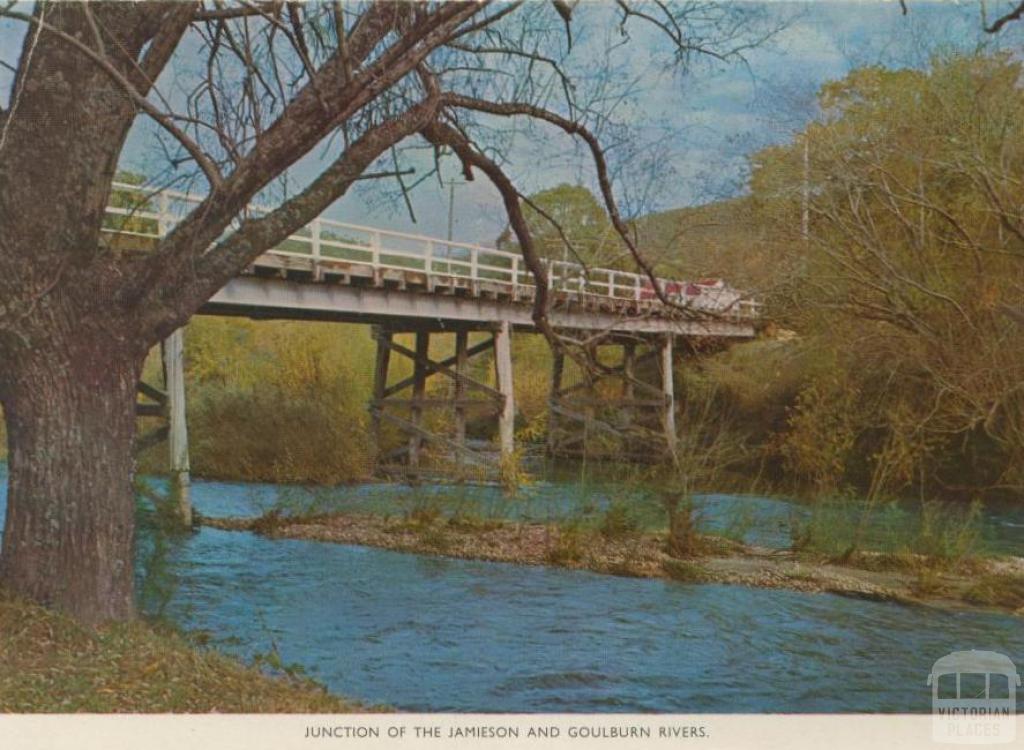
[103,181,760,321]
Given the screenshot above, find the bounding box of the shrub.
[911,500,983,570]
[791,495,985,571]
[599,501,640,540]
[546,521,587,564]
[417,525,450,552]
[405,500,443,528]
[663,494,703,558]
[189,380,373,485]
[789,495,864,560]
[778,373,860,492]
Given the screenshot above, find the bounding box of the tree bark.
[0,338,142,624]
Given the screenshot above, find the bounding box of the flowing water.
[1,465,1022,713]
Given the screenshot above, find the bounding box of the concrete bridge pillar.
[371,327,392,445]
[660,334,677,456]
[494,320,515,461]
[162,327,191,526]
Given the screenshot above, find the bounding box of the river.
[1,465,1022,712]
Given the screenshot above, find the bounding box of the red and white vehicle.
[639,277,745,314]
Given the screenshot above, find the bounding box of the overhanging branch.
[420,120,558,344]
[442,93,709,319]
[133,91,444,335]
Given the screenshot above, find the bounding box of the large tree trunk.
[0,339,143,624]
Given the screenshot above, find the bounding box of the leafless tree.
[0,1,780,623]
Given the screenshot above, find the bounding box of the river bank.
[0,589,376,712]
[201,510,1024,617]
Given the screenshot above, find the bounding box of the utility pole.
[445,179,464,242]
[801,135,810,242]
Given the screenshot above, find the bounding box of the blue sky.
[2,1,1022,246]
[320,0,1023,244]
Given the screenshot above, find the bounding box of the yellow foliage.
[181,319,377,484]
[778,373,860,492]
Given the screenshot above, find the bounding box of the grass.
[662,559,712,583]
[405,501,443,528]
[249,508,334,536]
[417,525,451,552]
[0,590,370,712]
[909,566,950,598]
[545,520,587,564]
[598,501,641,540]
[790,496,984,571]
[962,574,1024,610]
[446,512,503,532]
[663,494,705,558]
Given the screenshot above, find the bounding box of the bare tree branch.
[985,1,1024,32]
[421,119,558,343]
[0,5,223,187]
[441,93,710,318]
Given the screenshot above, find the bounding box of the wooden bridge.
[108,181,759,521]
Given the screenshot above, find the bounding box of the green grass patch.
[790,496,984,571]
[0,590,369,713]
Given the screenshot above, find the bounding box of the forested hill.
[633,196,793,295]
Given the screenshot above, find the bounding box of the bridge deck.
[106,181,758,337]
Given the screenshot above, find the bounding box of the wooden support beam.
[549,403,632,440]
[408,331,430,469]
[660,334,677,455]
[558,398,668,408]
[372,329,514,475]
[371,328,392,452]
[162,328,191,526]
[376,411,492,467]
[382,338,503,402]
[383,336,493,398]
[554,349,659,398]
[622,341,636,427]
[136,380,168,405]
[454,330,469,461]
[135,403,165,418]
[494,320,515,460]
[380,444,411,464]
[546,334,677,458]
[552,431,585,450]
[373,398,498,409]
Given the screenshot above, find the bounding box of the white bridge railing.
[103,181,759,320]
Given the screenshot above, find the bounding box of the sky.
[2,1,1022,246]
[315,0,1023,244]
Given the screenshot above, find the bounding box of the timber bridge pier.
[110,182,759,521]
